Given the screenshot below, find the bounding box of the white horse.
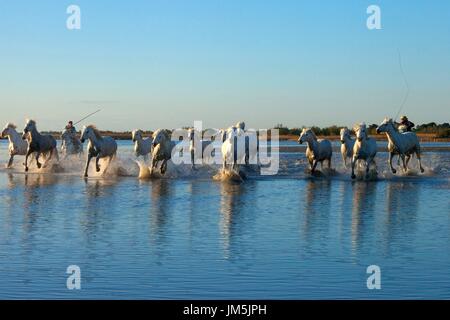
[298,128,332,174]
[151,129,176,175]
[1,123,29,168]
[80,125,117,177]
[22,119,59,172]
[340,127,355,169]
[376,118,424,174]
[351,123,377,179]
[187,128,212,170]
[61,128,83,158]
[221,126,246,171]
[132,129,153,161]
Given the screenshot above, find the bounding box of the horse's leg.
[84,154,92,178]
[191,149,195,170]
[328,157,332,169]
[351,157,357,179]
[401,155,407,172]
[389,152,396,174]
[342,155,347,169]
[7,154,14,168]
[95,156,101,172]
[35,152,42,169]
[161,160,168,174]
[416,150,425,173]
[24,149,33,172]
[311,160,318,174]
[365,158,372,179]
[104,154,115,175]
[405,155,411,168]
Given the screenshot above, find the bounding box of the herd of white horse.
[0,118,425,179]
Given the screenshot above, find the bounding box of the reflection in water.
[149,179,172,246]
[186,181,204,244]
[351,181,377,255]
[219,182,247,260]
[384,181,420,253]
[82,178,119,244]
[301,180,332,243]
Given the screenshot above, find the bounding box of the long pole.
[73,109,102,126]
[394,50,410,121]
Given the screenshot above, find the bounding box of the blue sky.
[0,0,449,131]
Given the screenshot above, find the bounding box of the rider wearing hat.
[66,121,76,133]
[397,115,415,132]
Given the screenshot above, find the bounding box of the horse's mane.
[26,119,36,126]
[5,123,16,130]
[303,128,317,140]
[383,118,399,132]
[353,122,366,132]
[153,129,172,139]
[86,125,103,139]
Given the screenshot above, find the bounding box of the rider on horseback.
[396,115,415,132]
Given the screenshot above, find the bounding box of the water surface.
[0,140,449,299]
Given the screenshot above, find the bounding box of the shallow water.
[0,140,449,299]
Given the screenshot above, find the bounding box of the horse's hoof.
[37,164,42,169]
[392,169,397,174]
[351,174,356,179]
[420,168,425,173]
[25,167,29,172]
[96,167,101,172]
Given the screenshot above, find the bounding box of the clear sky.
[0,0,449,131]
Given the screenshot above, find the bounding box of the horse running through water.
[1,123,29,168]
[340,127,355,169]
[351,123,377,179]
[22,119,59,172]
[298,128,333,174]
[151,129,176,175]
[376,118,424,174]
[80,125,117,177]
[132,129,153,161]
[61,128,83,158]
[221,126,246,172]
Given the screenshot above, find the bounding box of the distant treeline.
[274,122,450,138]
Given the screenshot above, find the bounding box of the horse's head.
[340,128,350,144]
[298,128,315,144]
[235,121,246,131]
[376,117,393,134]
[22,119,36,139]
[1,123,15,138]
[132,129,143,142]
[152,129,167,147]
[80,126,92,143]
[354,123,368,142]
